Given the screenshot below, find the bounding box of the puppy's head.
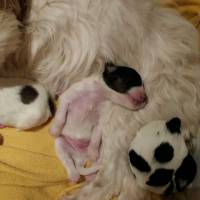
[128,118,197,195]
[103,63,147,110]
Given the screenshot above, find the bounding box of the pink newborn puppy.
[50,63,147,183]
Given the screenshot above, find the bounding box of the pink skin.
[0,125,6,128]
[50,76,147,183]
[128,86,147,107]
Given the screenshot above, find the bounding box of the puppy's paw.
[68,171,81,184]
[49,125,60,137]
[0,124,6,128]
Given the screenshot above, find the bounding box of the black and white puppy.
[0,78,55,130]
[129,118,197,195]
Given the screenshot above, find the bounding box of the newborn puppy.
[0,78,55,130]
[50,63,147,183]
[129,118,197,195]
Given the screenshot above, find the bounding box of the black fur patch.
[175,154,197,191]
[129,150,151,172]
[146,169,174,187]
[20,85,39,104]
[48,97,55,116]
[103,63,142,93]
[154,143,174,163]
[166,117,181,134]
[164,181,174,196]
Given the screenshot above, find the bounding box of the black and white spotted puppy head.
[20,85,55,117]
[102,63,147,110]
[128,118,197,195]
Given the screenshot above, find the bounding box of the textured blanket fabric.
[0,1,200,200]
[0,122,81,200]
[161,0,200,35]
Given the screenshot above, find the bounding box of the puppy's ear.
[175,154,197,191]
[103,63,124,93]
[166,117,181,134]
[104,63,117,74]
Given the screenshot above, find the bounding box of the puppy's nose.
[133,92,147,104]
[129,88,147,105]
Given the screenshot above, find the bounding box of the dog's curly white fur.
[0,10,20,69]
[0,0,200,200]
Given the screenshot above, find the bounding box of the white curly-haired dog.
[1,0,200,200]
[0,10,20,71]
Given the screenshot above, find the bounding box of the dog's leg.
[50,102,69,137]
[87,125,102,161]
[0,11,21,68]
[76,162,101,176]
[55,137,80,183]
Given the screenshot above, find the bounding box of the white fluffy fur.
[0,9,20,68]
[1,0,200,199]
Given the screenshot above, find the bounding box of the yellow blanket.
[1,1,200,200]
[0,122,81,200]
[160,0,200,33]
